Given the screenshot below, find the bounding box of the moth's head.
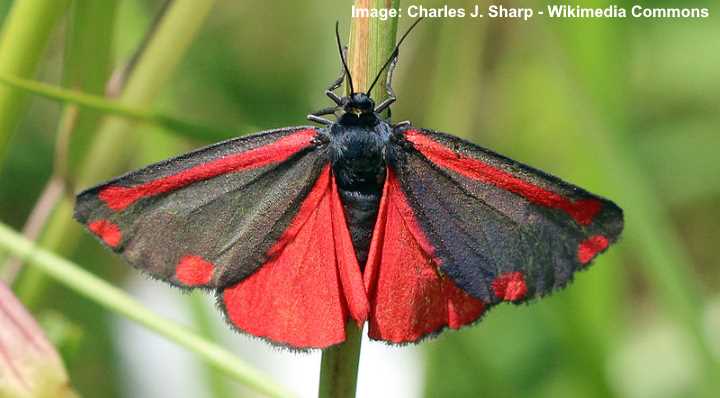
[343,92,375,117]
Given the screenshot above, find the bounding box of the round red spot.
[577,235,609,265]
[492,272,528,302]
[88,219,122,247]
[176,255,215,286]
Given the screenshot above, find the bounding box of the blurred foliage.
[0,0,718,397]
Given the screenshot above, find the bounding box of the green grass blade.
[0,73,229,142]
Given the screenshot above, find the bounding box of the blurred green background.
[0,0,718,397]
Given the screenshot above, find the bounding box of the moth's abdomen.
[338,189,382,267]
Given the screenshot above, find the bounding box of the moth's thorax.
[336,110,380,126]
[328,120,391,192]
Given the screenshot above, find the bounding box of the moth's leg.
[389,121,413,149]
[374,52,399,114]
[307,115,333,125]
[326,46,349,106]
[383,108,398,126]
[310,106,337,116]
[392,120,411,130]
[313,46,349,123]
[307,106,337,125]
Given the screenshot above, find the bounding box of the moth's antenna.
[367,17,424,95]
[336,21,355,94]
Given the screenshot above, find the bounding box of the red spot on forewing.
[176,255,215,286]
[100,129,317,211]
[404,130,603,225]
[364,169,486,343]
[569,199,603,226]
[577,235,609,265]
[492,272,528,302]
[88,219,122,247]
[222,166,367,348]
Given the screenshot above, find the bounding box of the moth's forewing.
[395,129,623,304]
[75,127,324,289]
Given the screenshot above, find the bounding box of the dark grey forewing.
[390,128,623,304]
[74,126,328,289]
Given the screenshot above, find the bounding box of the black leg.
[325,46,349,106]
[326,90,343,106]
[393,120,411,129]
[374,53,399,114]
[307,115,333,125]
[307,105,338,125]
[311,106,337,116]
[385,52,400,98]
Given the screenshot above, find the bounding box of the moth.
[75,21,623,348]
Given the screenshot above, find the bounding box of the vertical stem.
[318,2,400,397]
[0,0,70,165]
[347,0,399,98]
[0,0,119,284]
[318,324,363,398]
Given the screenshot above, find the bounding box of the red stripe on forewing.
[405,130,602,225]
[364,169,486,343]
[100,128,317,211]
[222,166,366,348]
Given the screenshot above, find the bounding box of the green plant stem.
[0,0,70,165]
[0,73,229,141]
[318,324,363,398]
[346,0,399,96]
[318,2,400,397]
[0,222,293,398]
[0,73,146,117]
